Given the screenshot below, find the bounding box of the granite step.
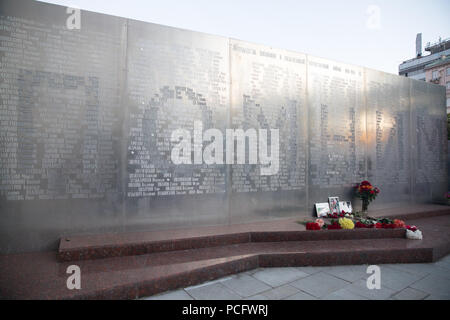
[2,214,449,299]
[58,227,406,262]
[58,204,450,262]
[0,238,437,299]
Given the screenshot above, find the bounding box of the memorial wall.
[0,0,447,253]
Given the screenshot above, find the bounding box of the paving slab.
[409,274,450,298]
[344,279,397,300]
[221,274,271,297]
[290,272,351,298]
[283,291,317,300]
[383,263,450,280]
[252,267,310,287]
[378,265,426,291]
[321,288,369,300]
[185,282,242,300]
[391,287,429,300]
[324,265,369,283]
[142,289,193,300]
[244,294,269,300]
[259,285,300,300]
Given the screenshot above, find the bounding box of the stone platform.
[1,204,449,299]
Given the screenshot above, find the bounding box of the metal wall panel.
[0,0,126,252]
[229,40,308,223]
[411,80,447,203]
[307,56,366,212]
[365,69,412,208]
[124,20,230,230]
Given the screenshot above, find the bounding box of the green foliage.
[447,113,450,140]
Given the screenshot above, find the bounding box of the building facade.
[399,37,450,81]
[399,37,450,112]
[425,56,450,113]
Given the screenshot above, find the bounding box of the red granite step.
[58,227,406,262]
[370,204,450,221]
[58,204,450,262]
[2,214,449,299]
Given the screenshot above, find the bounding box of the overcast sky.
[40,0,450,74]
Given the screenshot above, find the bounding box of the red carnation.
[327,221,342,230]
[355,222,368,228]
[306,222,321,231]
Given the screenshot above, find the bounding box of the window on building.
[432,70,440,80]
[447,67,450,76]
[447,82,450,90]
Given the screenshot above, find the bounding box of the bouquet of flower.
[355,180,380,211]
[406,225,422,240]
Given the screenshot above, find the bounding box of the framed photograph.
[315,203,331,217]
[328,197,340,214]
[339,201,353,214]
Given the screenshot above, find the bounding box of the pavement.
[142,254,450,300]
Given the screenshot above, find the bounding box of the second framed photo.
[328,197,340,214]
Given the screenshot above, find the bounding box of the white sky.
[40,0,450,74]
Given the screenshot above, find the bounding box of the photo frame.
[339,201,353,214]
[315,203,331,217]
[328,196,340,214]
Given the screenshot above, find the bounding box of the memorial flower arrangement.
[301,216,422,239]
[355,181,380,212]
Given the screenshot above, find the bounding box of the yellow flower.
[339,218,355,229]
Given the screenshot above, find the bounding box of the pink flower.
[315,218,325,228]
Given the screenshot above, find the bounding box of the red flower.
[375,222,383,229]
[306,222,321,230]
[327,221,342,230]
[355,221,369,228]
[370,190,375,194]
[406,225,417,232]
[361,181,371,186]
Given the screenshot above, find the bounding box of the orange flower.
[393,219,405,228]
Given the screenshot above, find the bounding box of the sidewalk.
[143,254,450,300]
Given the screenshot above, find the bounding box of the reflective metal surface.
[229,40,308,223]
[307,56,366,212]
[365,69,413,208]
[0,0,447,253]
[123,19,230,230]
